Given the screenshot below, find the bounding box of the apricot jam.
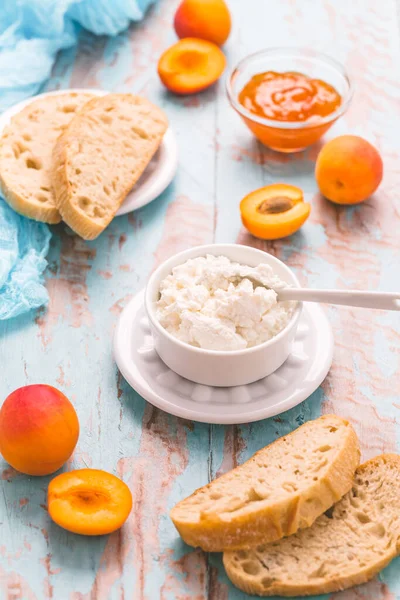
[239,71,341,124]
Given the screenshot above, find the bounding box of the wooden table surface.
[1,0,400,598]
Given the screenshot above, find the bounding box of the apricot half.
[0,385,79,476]
[174,0,231,46]
[240,184,310,240]
[48,469,132,535]
[315,135,383,204]
[158,38,226,95]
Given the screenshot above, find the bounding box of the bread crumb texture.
[0,92,93,223]
[224,453,400,596]
[171,414,360,551]
[52,94,168,239]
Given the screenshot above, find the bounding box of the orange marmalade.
[238,71,341,123]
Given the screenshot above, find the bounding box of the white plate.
[113,290,334,425]
[0,89,178,216]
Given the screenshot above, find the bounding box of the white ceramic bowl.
[145,244,302,387]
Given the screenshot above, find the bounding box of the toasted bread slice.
[0,92,94,223]
[224,454,400,597]
[51,94,168,240]
[170,415,360,551]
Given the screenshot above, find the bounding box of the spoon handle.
[278,288,400,311]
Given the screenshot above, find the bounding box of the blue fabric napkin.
[0,0,156,319]
[0,200,51,319]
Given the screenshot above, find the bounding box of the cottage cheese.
[155,255,295,351]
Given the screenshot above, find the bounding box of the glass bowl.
[226,47,354,153]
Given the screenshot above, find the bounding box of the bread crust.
[0,92,94,223]
[170,415,360,551]
[224,454,400,596]
[0,179,61,223]
[52,94,168,240]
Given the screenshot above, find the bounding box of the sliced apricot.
[48,469,132,536]
[240,184,311,240]
[158,38,226,95]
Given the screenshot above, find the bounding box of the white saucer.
[0,89,178,216]
[113,290,334,425]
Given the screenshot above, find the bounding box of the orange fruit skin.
[0,384,79,476]
[158,38,226,95]
[315,135,383,205]
[240,183,311,240]
[174,0,231,46]
[48,469,133,535]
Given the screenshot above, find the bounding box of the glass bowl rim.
[226,47,354,130]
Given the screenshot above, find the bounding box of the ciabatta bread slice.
[224,454,400,597]
[170,415,360,551]
[52,94,168,240]
[0,92,94,223]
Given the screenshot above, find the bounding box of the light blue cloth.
[0,0,157,112]
[0,0,156,319]
[0,200,51,319]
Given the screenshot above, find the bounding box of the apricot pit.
[257,195,295,215]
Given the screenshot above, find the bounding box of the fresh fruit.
[158,38,226,95]
[240,183,310,240]
[0,384,79,476]
[174,0,231,46]
[315,135,383,205]
[48,469,133,535]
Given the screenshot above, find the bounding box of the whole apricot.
[315,135,383,205]
[48,469,132,535]
[0,385,79,476]
[158,38,226,95]
[174,0,231,46]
